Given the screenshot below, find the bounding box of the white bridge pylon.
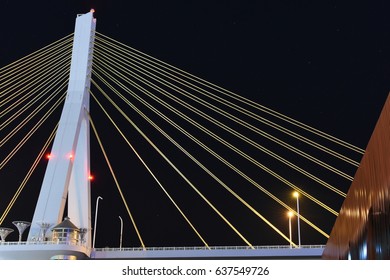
[27,11,96,248]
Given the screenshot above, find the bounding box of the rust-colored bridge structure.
[324,93,390,259]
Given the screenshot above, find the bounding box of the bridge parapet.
[92,245,325,259]
[0,240,90,259]
[95,244,325,251]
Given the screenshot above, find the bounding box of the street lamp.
[92,196,103,248]
[293,191,301,247]
[0,227,14,243]
[12,221,31,242]
[287,211,293,249]
[119,216,123,250]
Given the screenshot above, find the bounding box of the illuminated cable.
[91,79,255,248]
[95,33,364,156]
[92,62,340,215]
[89,113,146,249]
[1,72,69,147]
[91,72,331,238]
[0,50,71,110]
[0,123,58,225]
[1,67,69,137]
[0,34,73,77]
[0,40,72,92]
[0,77,68,131]
[91,90,210,248]
[94,41,360,167]
[0,93,65,169]
[93,50,352,193]
[91,85,304,244]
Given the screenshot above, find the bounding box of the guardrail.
[95,245,326,252]
[0,242,325,251]
[0,241,87,247]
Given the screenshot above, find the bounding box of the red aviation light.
[46,153,52,160]
[88,174,94,181]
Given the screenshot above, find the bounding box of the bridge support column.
[27,11,96,252]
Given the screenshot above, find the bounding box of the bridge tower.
[27,11,96,251]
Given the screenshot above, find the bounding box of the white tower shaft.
[28,12,96,247]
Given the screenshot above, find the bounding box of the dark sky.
[1,1,390,249]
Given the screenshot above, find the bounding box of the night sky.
[1,1,390,249]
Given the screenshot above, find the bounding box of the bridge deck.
[0,242,324,259]
[92,245,325,259]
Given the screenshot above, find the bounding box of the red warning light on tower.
[46,153,52,160]
[88,174,94,181]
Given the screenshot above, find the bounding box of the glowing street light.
[287,211,294,249]
[293,191,301,247]
[92,196,103,248]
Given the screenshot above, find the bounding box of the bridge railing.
[95,245,325,252]
[0,241,325,251]
[0,241,88,247]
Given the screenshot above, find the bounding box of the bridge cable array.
[90,90,211,249]
[88,112,146,249]
[0,32,364,247]
[91,63,325,243]
[0,34,73,224]
[89,33,363,244]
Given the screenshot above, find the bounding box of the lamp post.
[0,228,14,243]
[287,211,293,249]
[92,196,103,248]
[12,221,31,242]
[293,191,301,247]
[119,216,123,250]
[37,222,51,241]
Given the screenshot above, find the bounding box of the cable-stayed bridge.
[0,11,364,259]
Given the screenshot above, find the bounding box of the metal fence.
[95,244,325,252]
[0,240,87,247]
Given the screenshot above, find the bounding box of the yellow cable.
[0,77,68,131]
[94,49,353,187]
[91,78,255,248]
[0,41,72,91]
[94,42,360,167]
[95,33,364,155]
[0,51,71,109]
[0,34,73,77]
[91,90,210,248]
[91,83,302,244]
[92,61,341,214]
[88,113,146,249]
[1,73,69,147]
[0,93,65,169]
[0,123,58,225]
[92,71,331,238]
[1,64,68,126]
